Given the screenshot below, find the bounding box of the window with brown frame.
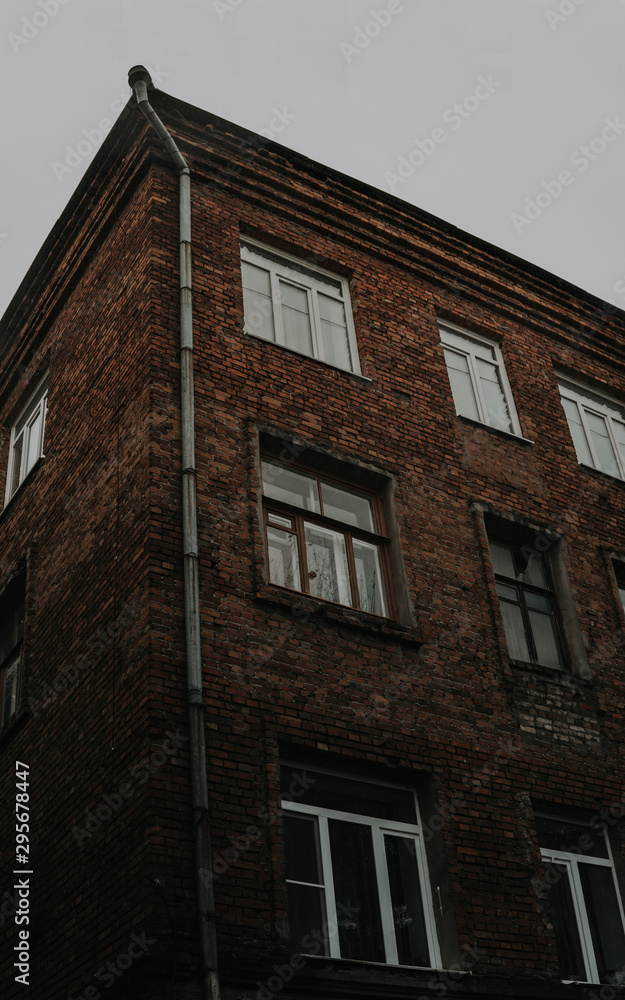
[488,534,566,670]
[0,584,25,729]
[612,560,625,615]
[261,458,392,617]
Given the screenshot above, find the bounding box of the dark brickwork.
[0,91,624,1000]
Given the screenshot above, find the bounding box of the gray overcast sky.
[2,0,625,318]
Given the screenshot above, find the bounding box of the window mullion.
[518,584,539,663]
[318,816,340,957]
[466,352,487,423]
[569,860,599,984]
[38,397,47,457]
[309,290,324,362]
[605,415,625,479]
[372,826,398,965]
[344,533,359,609]
[298,515,311,596]
[578,405,602,470]
[270,271,285,346]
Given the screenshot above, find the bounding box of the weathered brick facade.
[1,81,624,1000]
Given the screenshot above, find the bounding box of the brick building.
[1,67,625,1000]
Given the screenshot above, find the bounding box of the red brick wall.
[1,98,624,1000]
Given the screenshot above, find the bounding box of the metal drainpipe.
[128,65,220,1000]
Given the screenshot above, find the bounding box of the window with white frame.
[558,379,625,481]
[240,241,360,374]
[280,766,440,968]
[5,375,48,504]
[537,815,625,984]
[261,457,391,617]
[439,323,522,435]
[0,585,25,729]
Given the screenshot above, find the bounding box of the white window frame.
[240,240,361,375]
[541,833,625,984]
[439,321,523,436]
[282,771,441,969]
[558,377,625,481]
[5,374,48,505]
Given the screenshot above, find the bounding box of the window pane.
[586,411,621,478]
[279,281,313,357]
[543,861,587,981]
[287,882,329,955]
[267,526,301,590]
[262,461,320,513]
[10,434,24,497]
[0,617,15,664]
[443,349,480,421]
[620,587,625,613]
[614,420,625,471]
[318,294,352,371]
[537,818,609,859]
[242,262,275,342]
[305,524,352,606]
[579,863,625,982]
[281,768,417,823]
[267,512,293,529]
[353,539,387,616]
[525,591,552,613]
[522,554,548,589]
[284,814,323,885]
[527,610,563,669]
[475,358,513,433]
[385,835,430,967]
[320,482,375,532]
[496,586,531,661]
[25,409,43,476]
[329,819,385,963]
[1,656,19,728]
[489,540,516,579]
[15,380,47,436]
[561,397,593,466]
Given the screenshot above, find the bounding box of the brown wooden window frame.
[488,534,566,670]
[261,457,396,619]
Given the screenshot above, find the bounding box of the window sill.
[244,330,372,382]
[576,461,625,488]
[255,585,422,646]
[296,953,445,975]
[507,658,592,686]
[457,415,533,444]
